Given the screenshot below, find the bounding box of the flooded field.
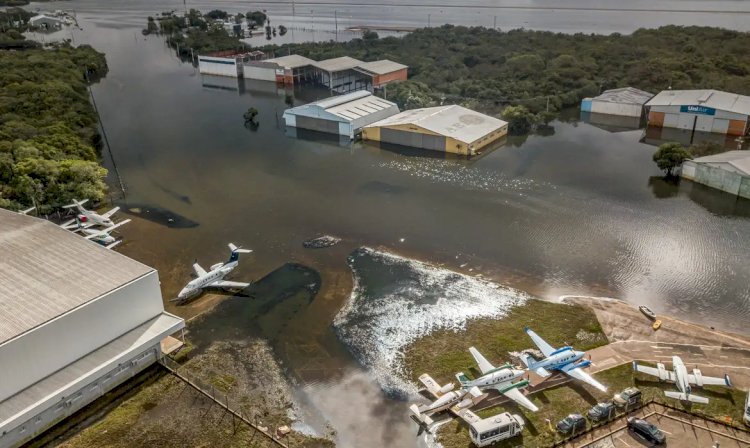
[22,2,750,446]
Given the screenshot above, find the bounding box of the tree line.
[0,31,109,213]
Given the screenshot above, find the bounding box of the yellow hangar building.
[362,105,508,155]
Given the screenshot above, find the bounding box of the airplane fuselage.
[464,367,526,390]
[178,261,238,299]
[423,390,466,414]
[672,357,691,395]
[537,348,586,371]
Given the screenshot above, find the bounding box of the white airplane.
[633,356,732,404]
[174,243,252,302]
[520,327,607,392]
[455,347,538,412]
[60,199,120,230]
[18,206,36,215]
[79,218,131,249]
[409,373,487,434]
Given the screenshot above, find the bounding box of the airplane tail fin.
[227,243,253,263]
[408,404,434,435]
[455,372,471,387]
[665,391,709,404]
[725,374,733,388]
[62,199,88,210]
[520,353,550,377]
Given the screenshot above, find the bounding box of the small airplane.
[455,347,538,412]
[520,327,607,392]
[409,373,487,435]
[79,218,131,249]
[60,199,120,230]
[633,356,731,404]
[173,243,252,303]
[18,206,36,215]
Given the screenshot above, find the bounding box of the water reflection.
[641,125,745,150]
[580,111,642,133]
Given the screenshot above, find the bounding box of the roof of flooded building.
[355,60,408,75]
[367,105,508,145]
[284,91,398,123]
[646,89,750,115]
[588,87,653,105]
[0,209,153,344]
[265,54,317,69]
[691,150,750,175]
[313,56,364,72]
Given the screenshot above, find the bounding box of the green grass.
[434,362,747,448]
[403,299,607,385]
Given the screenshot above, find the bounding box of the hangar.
[0,209,184,448]
[681,150,750,199]
[362,105,508,155]
[282,90,400,139]
[581,87,653,118]
[645,89,750,136]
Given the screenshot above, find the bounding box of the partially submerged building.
[681,150,750,199]
[28,15,63,30]
[581,87,653,118]
[282,90,400,139]
[0,209,185,448]
[646,89,750,136]
[362,105,508,155]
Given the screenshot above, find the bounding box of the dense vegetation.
[262,25,750,117]
[0,33,109,213]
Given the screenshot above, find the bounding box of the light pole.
[311,9,315,42]
[334,9,338,42]
[427,13,431,28]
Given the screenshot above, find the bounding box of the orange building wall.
[374,68,408,87]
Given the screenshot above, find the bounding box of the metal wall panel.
[696,116,713,132]
[663,113,680,128]
[380,128,446,151]
[295,116,341,135]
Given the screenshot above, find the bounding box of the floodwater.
[23,2,750,447]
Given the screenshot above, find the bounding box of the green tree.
[653,142,693,176]
[243,107,259,123]
[246,11,266,26]
[502,105,535,135]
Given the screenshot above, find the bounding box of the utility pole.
[334,9,338,42]
[427,13,431,28]
[493,15,497,29]
[311,9,314,42]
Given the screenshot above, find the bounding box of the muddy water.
[25,4,750,447]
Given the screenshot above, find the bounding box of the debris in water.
[303,235,341,249]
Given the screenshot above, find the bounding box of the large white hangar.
[0,209,184,448]
[645,89,750,136]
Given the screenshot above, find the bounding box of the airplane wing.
[192,263,208,277]
[633,361,675,382]
[419,373,446,398]
[211,280,250,289]
[60,219,78,230]
[524,327,556,357]
[105,240,121,250]
[562,363,607,392]
[102,206,120,218]
[84,219,131,240]
[469,347,495,375]
[501,386,539,412]
[688,373,732,387]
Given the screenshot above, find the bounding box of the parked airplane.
[18,206,36,215]
[456,347,538,412]
[173,243,252,302]
[409,373,487,434]
[60,199,119,230]
[80,218,131,249]
[633,356,731,404]
[520,327,607,392]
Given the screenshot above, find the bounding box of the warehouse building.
[282,90,400,139]
[645,89,750,136]
[0,209,185,448]
[581,87,653,118]
[681,150,750,199]
[362,105,508,155]
[198,53,245,77]
[28,15,63,30]
[259,54,317,84]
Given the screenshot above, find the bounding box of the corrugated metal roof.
[588,87,653,105]
[264,54,316,69]
[285,91,399,123]
[646,89,750,115]
[692,150,750,175]
[355,60,408,75]
[367,105,508,145]
[0,209,153,345]
[0,312,183,427]
[312,56,363,72]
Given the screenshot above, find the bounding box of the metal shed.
[646,89,750,136]
[282,91,400,139]
[362,105,508,155]
[681,150,750,199]
[581,87,653,118]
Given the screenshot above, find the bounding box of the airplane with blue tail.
[520,327,607,392]
[173,243,252,303]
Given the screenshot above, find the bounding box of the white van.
[469,412,524,447]
[744,391,750,426]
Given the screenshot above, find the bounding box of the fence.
[158,356,289,448]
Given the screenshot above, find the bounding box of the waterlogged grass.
[403,299,606,384]
[433,363,747,448]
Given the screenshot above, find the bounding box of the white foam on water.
[334,247,531,395]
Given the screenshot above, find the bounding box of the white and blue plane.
[520,327,607,392]
[173,243,252,303]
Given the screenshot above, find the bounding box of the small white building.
[198,54,244,77]
[0,209,184,448]
[581,87,653,118]
[29,15,63,30]
[681,150,750,199]
[282,91,400,139]
[646,89,750,136]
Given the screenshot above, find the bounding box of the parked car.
[587,401,616,422]
[627,417,666,445]
[614,387,642,408]
[744,390,750,426]
[556,413,586,435]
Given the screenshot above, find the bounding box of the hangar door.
[380,128,446,151]
[295,116,341,135]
